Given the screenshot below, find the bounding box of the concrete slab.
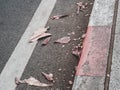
[89,0,115,26]
[109,0,120,90]
[73,76,104,90]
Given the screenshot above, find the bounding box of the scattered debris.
[55,36,71,44]
[76,1,88,14]
[81,33,86,38]
[62,45,65,48]
[84,3,88,8]
[71,31,75,35]
[58,68,62,71]
[76,2,85,9]
[73,38,77,41]
[50,14,69,20]
[85,14,90,17]
[15,77,53,87]
[67,33,71,36]
[77,5,80,14]
[71,74,74,77]
[72,46,82,57]
[68,80,73,85]
[29,27,51,42]
[41,37,51,45]
[42,72,54,82]
[66,86,70,89]
[107,74,110,77]
[67,31,75,36]
[90,2,93,5]
[76,26,81,29]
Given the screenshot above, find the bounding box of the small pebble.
[107,74,110,77]
[58,68,62,71]
[81,34,86,38]
[71,31,75,35]
[69,80,73,85]
[62,45,65,48]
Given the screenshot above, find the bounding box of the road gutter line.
[104,0,119,90]
[109,0,120,90]
[0,0,56,90]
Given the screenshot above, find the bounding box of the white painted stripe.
[0,0,56,90]
[89,0,115,26]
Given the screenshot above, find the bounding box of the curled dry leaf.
[72,46,82,57]
[29,27,50,42]
[15,77,53,87]
[41,37,51,45]
[76,2,86,14]
[50,14,69,20]
[30,33,52,42]
[42,72,54,81]
[55,36,71,44]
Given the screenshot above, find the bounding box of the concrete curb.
[72,0,116,90]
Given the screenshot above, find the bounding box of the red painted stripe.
[76,26,111,76]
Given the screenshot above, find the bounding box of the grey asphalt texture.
[16,0,94,90]
[0,0,41,73]
[0,0,94,90]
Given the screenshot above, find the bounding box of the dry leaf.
[76,2,85,9]
[76,2,85,14]
[29,27,50,42]
[72,46,82,57]
[55,36,71,44]
[42,72,54,81]
[15,77,53,87]
[30,33,52,42]
[41,37,51,45]
[50,15,69,20]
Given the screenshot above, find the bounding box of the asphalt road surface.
[0,0,94,90]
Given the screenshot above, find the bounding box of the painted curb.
[72,0,116,90]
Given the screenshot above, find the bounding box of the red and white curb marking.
[76,26,111,76]
[72,0,116,90]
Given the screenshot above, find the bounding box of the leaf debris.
[15,77,53,87]
[50,14,69,20]
[55,36,71,44]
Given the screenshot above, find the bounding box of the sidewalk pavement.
[72,0,120,90]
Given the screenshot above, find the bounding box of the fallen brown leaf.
[15,77,53,87]
[29,27,50,42]
[72,46,82,57]
[55,36,71,44]
[42,72,54,82]
[50,14,69,20]
[41,37,51,45]
[30,33,52,42]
